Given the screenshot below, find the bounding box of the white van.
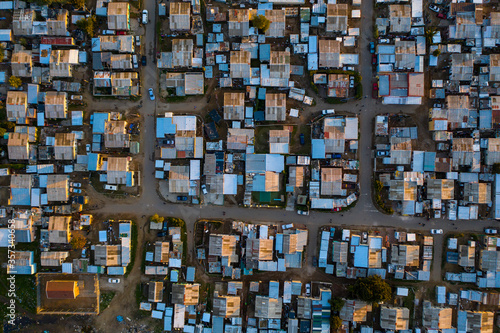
[104,185,118,191]
[132,54,138,69]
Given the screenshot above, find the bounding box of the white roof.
[223,174,238,195]
[189,160,200,180]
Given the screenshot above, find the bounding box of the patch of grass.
[125,221,138,277]
[135,283,143,306]
[100,291,116,312]
[0,164,25,170]
[325,97,347,104]
[165,95,189,103]
[14,276,37,313]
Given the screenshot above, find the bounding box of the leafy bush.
[252,15,270,32]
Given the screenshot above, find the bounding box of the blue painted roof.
[72,111,83,126]
[39,44,51,64]
[353,245,369,268]
[171,270,178,282]
[253,174,266,192]
[126,172,133,187]
[424,152,436,171]
[258,88,266,100]
[93,112,108,134]
[10,188,30,206]
[212,316,224,333]
[205,66,213,79]
[312,139,326,159]
[156,117,176,138]
[260,44,271,61]
[88,153,99,171]
[186,267,195,282]
[28,84,38,104]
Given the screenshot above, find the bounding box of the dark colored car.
[372,54,377,65]
[162,221,168,231]
[299,133,305,145]
[312,256,318,267]
[437,13,447,19]
[141,55,147,66]
[177,196,188,201]
[157,231,167,237]
[332,153,342,159]
[369,42,375,54]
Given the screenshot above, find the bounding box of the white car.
[322,109,335,115]
[142,10,148,24]
[71,95,83,100]
[430,229,443,234]
[297,210,309,216]
[305,283,311,296]
[201,184,208,195]
[485,228,498,235]
[429,4,440,13]
[349,76,355,88]
[108,278,121,284]
[148,88,155,101]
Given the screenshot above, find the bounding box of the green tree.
[150,214,165,223]
[331,316,342,330]
[71,0,85,9]
[9,76,22,88]
[493,163,500,174]
[373,26,379,39]
[350,275,391,304]
[0,44,4,61]
[76,15,96,37]
[70,234,87,250]
[251,15,270,32]
[432,49,441,57]
[330,297,345,312]
[0,127,6,137]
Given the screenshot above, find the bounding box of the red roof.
[40,37,74,46]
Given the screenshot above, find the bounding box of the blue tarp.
[156,117,176,138]
[92,112,108,134]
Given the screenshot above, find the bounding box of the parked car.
[376,150,390,157]
[312,256,318,267]
[297,209,309,216]
[70,182,82,187]
[429,4,440,12]
[135,36,141,47]
[299,133,305,145]
[372,54,377,65]
[142,10,148,24]
[343,66,355,71]
[433,103,442,108]
[372,82,379,99]
[157,231,167,237]
[437,12,447,19]
[369,42,375,53]
[71,95,83,100]
[81,248,87,258]
[71,188,82,193]
[177,196,188,201]
[430,229,443,234]
[148,88,155,101]
[86,144,91,152]
[108,278,120,283]
[379,38,390,44]
[305,283,311,296]
[322,109,335,115]
[332,153,342,159]
[141,55,147,66]
[362,232,368,243]
[485,228,498,234]
[201,184,208,195]
[132,54,138,68]
[349,76,355,88]
[162,222,168,231]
